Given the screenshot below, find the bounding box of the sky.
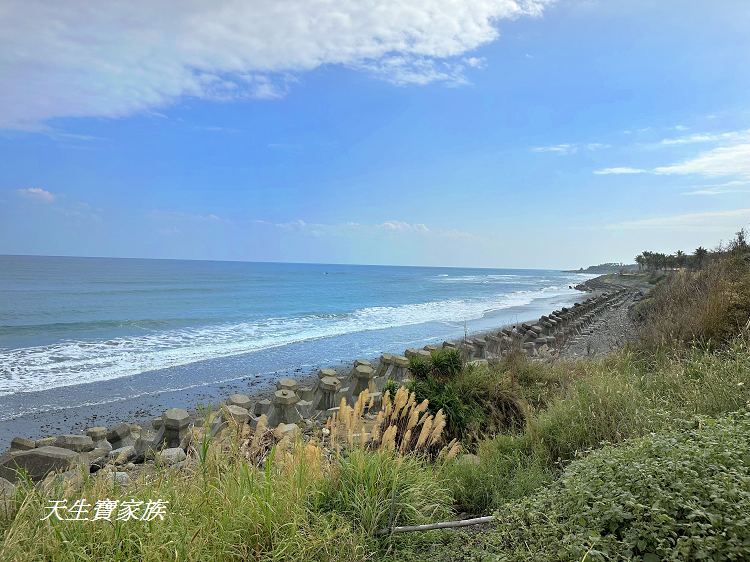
[1,0,749,269]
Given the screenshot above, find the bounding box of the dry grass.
[637,255,750,348]
[327,388,460,460]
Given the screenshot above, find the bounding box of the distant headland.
[565,262,638,274]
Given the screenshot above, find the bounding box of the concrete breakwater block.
[349,364,376,400]
[276,378,299,392]
[254,399,271,417]
[210,404,252,437]
[404,348,431,361]
[156,447,187,466]
[0,446,81,482]
[227,394,252,410]
[162,408,192,448]
[54,434,95,453]
[109,446,137,465]
[316,375,341,411]
[224,405,250,424]
[86,427,113,452]
[10,437,35,451]
[107,422,137,450]
[268,390,303,426]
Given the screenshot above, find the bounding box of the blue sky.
[1,0,749,269]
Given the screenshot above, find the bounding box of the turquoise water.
[0,255,592,425]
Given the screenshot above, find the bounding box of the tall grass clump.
[440,433,552,515]
[317,449,453,536]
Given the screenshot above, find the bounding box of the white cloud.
[594,167,647,175]
[379,220,429,232]
[0,0,553,130]
[532,142,609,155]
[608,208,750,231]
[659,129,750,146]
[532,144,576,155]
[654,142,750,179]
[16,187,55,203]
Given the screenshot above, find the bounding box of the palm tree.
[694,246,708,269]
[675,250,686,268]
[635,254,645,271]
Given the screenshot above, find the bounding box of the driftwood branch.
[376,515,495,536]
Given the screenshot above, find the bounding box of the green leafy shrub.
[492,413,750,561]
[382,378,401,397]
[430,348,462,379]
[407,355,432,380]
[409,375,476,440]
[407,348,462,381]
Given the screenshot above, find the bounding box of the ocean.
[0,255,593,443]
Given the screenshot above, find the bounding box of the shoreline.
[0,282,604,449]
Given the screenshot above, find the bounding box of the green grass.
[317,449,452,535]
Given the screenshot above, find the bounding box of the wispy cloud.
[595,127,750,184]
[608,208,750,231]
[594,167,647,175]
[659,128,750,146]
[148,210,230,223]
[17,187,55,203]
[14,188,103,222]
[0,0,554,130]
[264,218,475,240]
[682,180,750,196]
[532,142,609,155]
[379,220,430,233]
[654,142,750,179]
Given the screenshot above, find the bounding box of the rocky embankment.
[0,281,645,494]
[562,274,650,358]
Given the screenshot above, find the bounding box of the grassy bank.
[2,253,750,560]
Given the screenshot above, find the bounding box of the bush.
[430,348,462,379]
[318,449,452,536]
[492,413,750,561]
[530,368,651,465]
[407,348,462,381]
[440,434,551,514]
[408,375,477,441]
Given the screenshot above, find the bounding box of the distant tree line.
[635,228,748,272]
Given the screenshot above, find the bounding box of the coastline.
[0,285,601,449]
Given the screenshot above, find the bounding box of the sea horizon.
[0,252,578,272]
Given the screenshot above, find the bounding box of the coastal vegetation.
[634,227,747,272]
[2,233,750,560]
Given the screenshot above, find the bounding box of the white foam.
[0,282,583,396]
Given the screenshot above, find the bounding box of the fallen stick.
[375,515,495,536]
